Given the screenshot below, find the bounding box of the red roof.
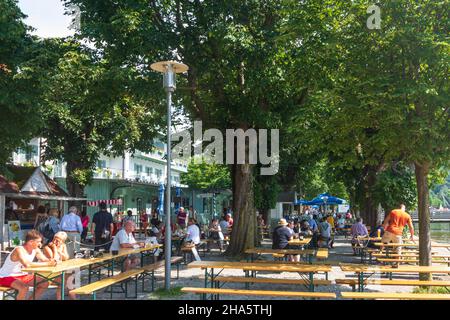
[0,166,69,197]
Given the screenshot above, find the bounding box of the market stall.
[0,165,86,250]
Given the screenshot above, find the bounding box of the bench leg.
[152,271,155,292]
[177,263,180,279]
[309,272,314,292]
[135,276,138,299]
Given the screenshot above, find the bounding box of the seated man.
[272,219,299,262]
[300,220,313,237]
[0,230,57,300]
[110,220,145,271]
[350,218,369,254]
[185,218,201,246]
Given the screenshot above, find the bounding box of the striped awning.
[87,199,123,207]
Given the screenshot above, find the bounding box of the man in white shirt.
[185,218,201,245]
[110,220,144,271]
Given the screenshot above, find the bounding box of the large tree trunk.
[360,167,379,228]
[414,161,432,281]
[225,163,256,256]
[66,160,86,207]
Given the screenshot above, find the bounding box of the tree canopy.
[0,0,42,170]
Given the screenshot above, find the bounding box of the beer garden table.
[22,244,161,300]
[340,263,450,292]
[187,260,331,292]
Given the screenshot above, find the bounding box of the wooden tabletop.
[187,260,332,273]
[22,244,161,274]
[339,263,450,274]
[374,242,418,247]
[288,238,312,246]
[356,236,382,241]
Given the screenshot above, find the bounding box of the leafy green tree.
[36,39,162,199]
[373,163,417,214]
[291,0,449,273]
[181,158,231,191]
[67,0,335,255]
[0,0,42,170]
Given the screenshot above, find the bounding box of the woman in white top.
[43,232,75,300]
[0,230,57,300]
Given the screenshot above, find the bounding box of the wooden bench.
[0,286,17,300]
[341,291,450,300]
[140,257,183,292]
[372,253,447,258]
[181,287,336,300]
[316,248,329,260]
[377,258,450,266]
[248,248,327,263]
[213,276,331,290]
[364,248,439,263]
[0,284,59,300]
[181,241,207,263]
[336,278,450,292]
[70,268,144,300]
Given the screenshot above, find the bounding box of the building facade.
[12,138,232,223]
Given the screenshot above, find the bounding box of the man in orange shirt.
[381,204,415,258]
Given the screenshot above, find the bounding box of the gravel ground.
[2,235,450,300]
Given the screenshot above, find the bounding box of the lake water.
[413,222,450,243]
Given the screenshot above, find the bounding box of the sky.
[18,0,74,38]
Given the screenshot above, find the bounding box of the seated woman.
[42,231,76,300]
[207,219,224,251]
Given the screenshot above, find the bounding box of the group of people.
[33,204,114,258]
[0,230,75,300]
[350,204,415,257]
[273,212,339,252]
[1,201,230,300]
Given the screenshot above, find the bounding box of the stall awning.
[1,193,87,201]
[87,199,123,207]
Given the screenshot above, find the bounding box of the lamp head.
[150,61,189,92]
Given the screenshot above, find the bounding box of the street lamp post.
[150,61,188,290]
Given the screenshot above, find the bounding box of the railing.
[93,168,123,179]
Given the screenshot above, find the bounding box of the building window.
[54,161,63,177]
[134,164,143,175]
[97,160,106,169]
[145,167,153,175]
[17,145,38,163]
[117,196,124,213]
[155,169,162,177]
[136,197,143,213]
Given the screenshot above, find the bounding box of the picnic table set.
[21,244,161,300]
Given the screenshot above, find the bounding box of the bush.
[413,286,449,294]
